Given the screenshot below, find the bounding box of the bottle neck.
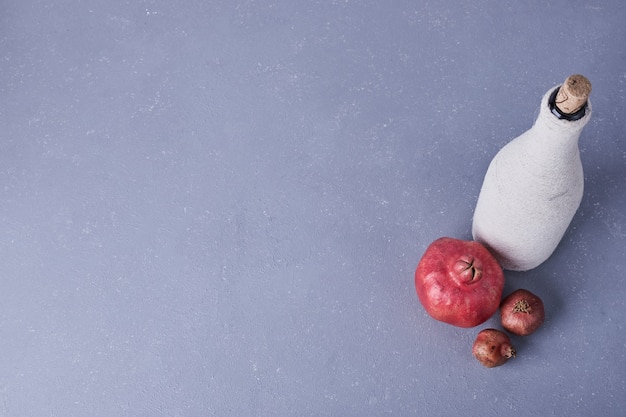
[523,86,592,154]
[548,87,588,121]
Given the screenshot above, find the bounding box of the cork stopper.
[554,74,592,115]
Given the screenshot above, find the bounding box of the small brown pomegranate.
[500,289,545,336]
[472,328,516,368]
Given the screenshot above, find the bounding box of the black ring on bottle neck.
[548,87,587,121]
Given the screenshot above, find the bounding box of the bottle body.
[472,86,592,271]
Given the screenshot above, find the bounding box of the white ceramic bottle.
[472,75,592,271]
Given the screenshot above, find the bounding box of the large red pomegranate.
[415,237,504,328]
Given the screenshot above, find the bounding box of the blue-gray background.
[1,1,625,416]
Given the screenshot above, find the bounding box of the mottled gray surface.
[1,1,625,416]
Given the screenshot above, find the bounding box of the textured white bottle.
[472,77,592,271]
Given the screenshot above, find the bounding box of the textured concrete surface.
[1,1,625,415]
